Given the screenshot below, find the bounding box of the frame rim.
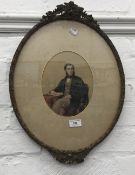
[9,1,125,164]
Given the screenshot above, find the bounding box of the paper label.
[69,119,82,127]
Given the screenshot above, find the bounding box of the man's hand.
[50,91,63,97]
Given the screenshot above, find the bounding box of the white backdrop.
[0,0,135,175]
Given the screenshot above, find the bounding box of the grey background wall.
[0,0,135,174]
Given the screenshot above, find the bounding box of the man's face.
[65,65,74,76]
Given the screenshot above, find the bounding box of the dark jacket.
[54,75,89,109]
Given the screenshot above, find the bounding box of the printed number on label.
[69,119,82,127]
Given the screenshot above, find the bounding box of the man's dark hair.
[64,63,75,70]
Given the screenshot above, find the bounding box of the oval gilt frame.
[9,1,125,164]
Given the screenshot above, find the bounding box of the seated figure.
[44,63,89,116]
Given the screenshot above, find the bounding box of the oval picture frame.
[9,1,125,164]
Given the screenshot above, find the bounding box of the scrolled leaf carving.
[41,1,99,28]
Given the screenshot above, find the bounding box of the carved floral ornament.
[41,1,99,28]
[9,1,125,164]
